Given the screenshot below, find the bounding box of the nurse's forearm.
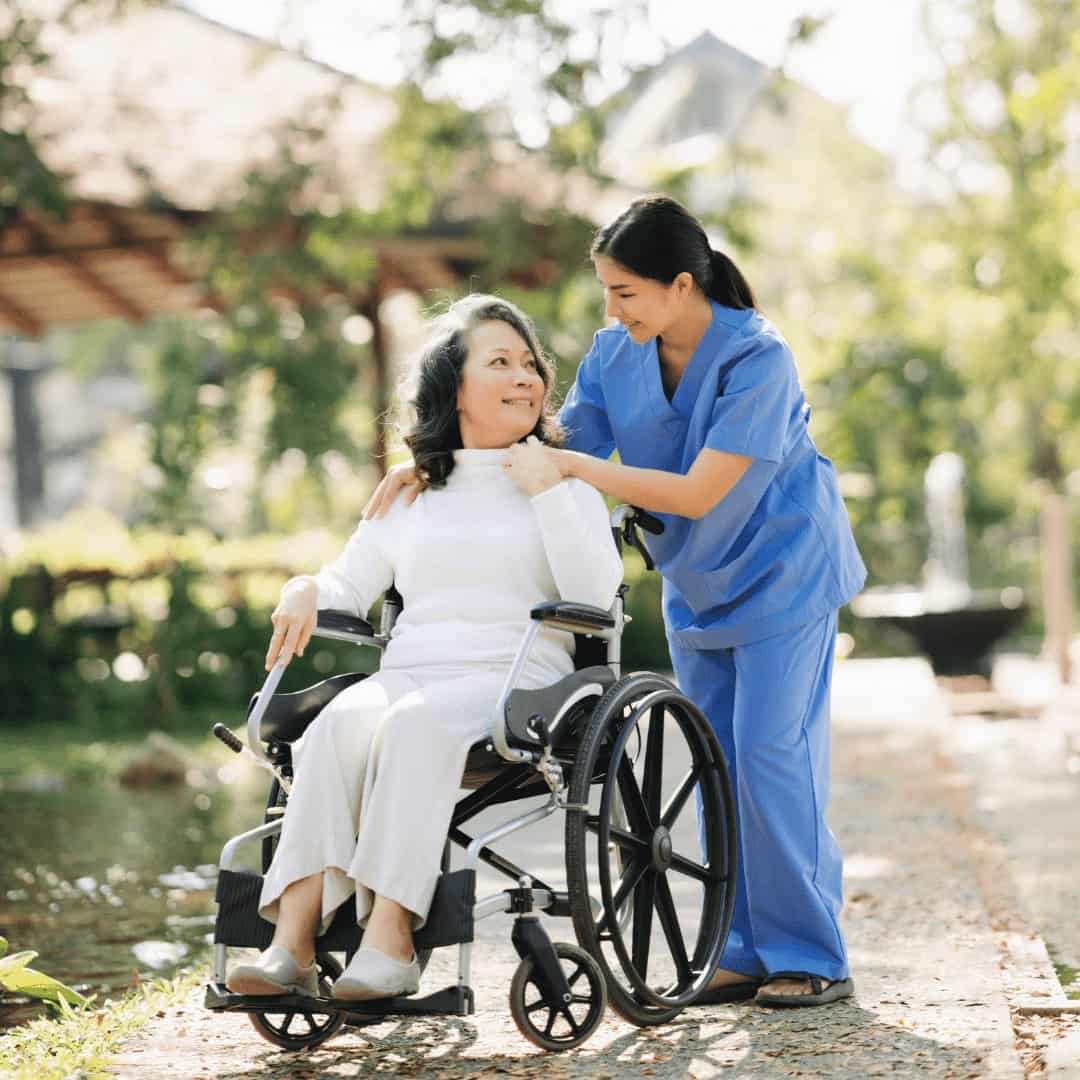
[556,448,750,519]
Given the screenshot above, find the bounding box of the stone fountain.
[851,452,1027,675]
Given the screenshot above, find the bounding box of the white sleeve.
[529,479,623,611]
[312,518,395,617]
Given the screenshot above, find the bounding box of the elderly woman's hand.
[504,436,564,497]
[266,577,318,671]
[363,461,421,520]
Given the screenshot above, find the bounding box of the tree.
[915,0,1080,508]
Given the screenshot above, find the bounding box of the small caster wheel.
[509,941,607,1051]
[248,952,345,1051]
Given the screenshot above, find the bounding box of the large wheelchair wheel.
[248,952,345,1051]
[565,672,737,1026]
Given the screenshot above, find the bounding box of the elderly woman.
[226,295,623,1002]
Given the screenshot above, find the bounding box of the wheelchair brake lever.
[622,518,656,571]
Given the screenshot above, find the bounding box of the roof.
[29,3,394,211]
[0,3,629,337]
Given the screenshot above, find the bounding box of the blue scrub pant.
[668,610,848,980]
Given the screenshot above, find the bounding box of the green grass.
[1053,961,1080,1000]
[1,962,208,1080]
[1047,944,1080,1000]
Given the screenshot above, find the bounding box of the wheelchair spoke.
[616,758,652,833]
[585,816,648,855]
[660,765,702,830]
[631,868,656,979]
[561,1006,584,1035]
[282,1012,295,1032]
[525,998,549,1015]
[607,825,650,854]
[668,851,718,883]
[653,872,693,984]
[598,856,648,935]
[544,1009,557,1037]
[642,705,665,823]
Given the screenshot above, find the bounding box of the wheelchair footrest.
[213,867,476,951]
[204,982,474,1019]
[343,984,474,1020]
[205,982,328,1013]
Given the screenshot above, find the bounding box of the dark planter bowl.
[851,588,1028,676]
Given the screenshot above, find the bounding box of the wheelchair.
[204,505,738,1052]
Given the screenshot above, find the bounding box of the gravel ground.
[107,658,1078,1079]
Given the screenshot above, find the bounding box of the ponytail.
[592,194,758,312]
[709,249,757,311]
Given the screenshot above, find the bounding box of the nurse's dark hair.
[591,194,757,310]
[397,293,563,489]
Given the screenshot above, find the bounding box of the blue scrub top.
[558,301,866,648]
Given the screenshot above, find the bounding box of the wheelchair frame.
[204,505,737,1051]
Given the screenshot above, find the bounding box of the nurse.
[365,195,866,1008]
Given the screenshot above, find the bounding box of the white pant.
[258,664,541,932]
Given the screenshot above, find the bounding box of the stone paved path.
[108,658,1077,1078]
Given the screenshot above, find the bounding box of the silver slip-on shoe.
[225,945,319,997]
[333,947,421,1001]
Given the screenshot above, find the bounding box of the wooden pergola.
[0,201,500,340]
[0,196,510,526]
[0,4,626,525]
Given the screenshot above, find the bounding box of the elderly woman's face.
[456,320,544,449]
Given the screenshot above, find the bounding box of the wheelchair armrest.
[316,609,376,640]
[529,601,615,634]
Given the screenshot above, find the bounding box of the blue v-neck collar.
[644,301,726,421]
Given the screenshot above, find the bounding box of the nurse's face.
[456,319,545,449]
[594,255,694,344]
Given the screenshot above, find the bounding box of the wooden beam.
[16,216,148,324]
[0,287,42,337]
[132,242,188,285]
[54,253,147,322]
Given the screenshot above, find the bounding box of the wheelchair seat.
[251,663,615,781]
[250,671,370,745]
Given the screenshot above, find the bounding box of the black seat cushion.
[251,672,370,744]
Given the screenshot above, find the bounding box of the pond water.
[0,751,264,1030]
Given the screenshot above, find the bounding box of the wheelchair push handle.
[610,504,664,571]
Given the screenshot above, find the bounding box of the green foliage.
[1,510,379,733]
[0,961,206,1080]
[914,0,1080,492]
[0,936,88,1010]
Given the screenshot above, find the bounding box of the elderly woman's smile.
[456,319,544,448]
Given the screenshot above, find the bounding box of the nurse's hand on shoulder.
[363,460,421,520]
[266,577,318,671]
[504,436,563,497]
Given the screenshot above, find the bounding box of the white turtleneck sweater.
[314,448,625,683]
